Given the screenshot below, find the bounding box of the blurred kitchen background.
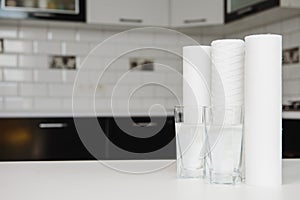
[1,0,300,159]
[0,0,299,113]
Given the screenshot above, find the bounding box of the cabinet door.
[283,119,300,158]
[87,0,169,26]
[0,117,109,161]
[171,0,224,27]
[105,116,176,159]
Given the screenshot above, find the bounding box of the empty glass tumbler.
[205,106,244,185]
[174,106,209,178]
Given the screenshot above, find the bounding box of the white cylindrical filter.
[244,34,282,186]
[183,45,211,123]
[211,39,245,106]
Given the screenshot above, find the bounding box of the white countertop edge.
[0,112,174,117]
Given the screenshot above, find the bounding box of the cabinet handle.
[32,12,52,17]
[119,18,143,23]
[39,123,68,129]
[237,7,253,15]
[133,122,157,127]
[183,18,207,24]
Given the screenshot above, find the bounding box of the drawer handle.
[32,13,52,17]
[119,18,143,23]
[133,122,157,127]
[39,123,67,129]
[184,18,207,24]
[237,6,253,15]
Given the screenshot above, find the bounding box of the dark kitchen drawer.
[283,119,300,158]
[0,117,108,161]
[106,116,176,160]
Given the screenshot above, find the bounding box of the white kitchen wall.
[4,15,297,114]
[0,22,217,114]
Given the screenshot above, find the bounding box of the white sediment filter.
[244,34,282,186]
[211,39,245,107]
[183,45,211,123]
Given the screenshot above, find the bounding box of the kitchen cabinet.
[0,116,175,161]
[87,0,169,26]
[0,117,99,161]
[170,0,224,27]
[106,116,175,159]
[283,119,300,158]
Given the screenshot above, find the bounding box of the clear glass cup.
[205,106,244,185]
[174,106,209,178]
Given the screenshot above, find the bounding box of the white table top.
[0,159,299,200]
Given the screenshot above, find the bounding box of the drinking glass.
[205,106,244,185]
[174,106,209,178]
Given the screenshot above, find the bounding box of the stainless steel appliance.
[0,0,85,22]
[225,0,279,22]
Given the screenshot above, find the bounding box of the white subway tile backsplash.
[61,98,72,111]
[112,85,129,98]
[129,85,154,98]
[4,40,33,53]
[140,72,166,85]
[0,54,18,67]
[154,86,173,98]
[142,98,167,109]
[34,70,62,82]
[4,69,33,81]
[79,56,107,70]
[19,55,48,68]
[0,82,18,96]
[34,41,62,54]
[283,80,300,95]
[0,26,18,38]
[20,83,47,96]
[265,22,281,34]
[283,34,293,49]
[0,97,3,109]
[62,70,78,83]
[0,20,223,113]
[69,97,93,111]
[19,26,48,40]
[291,31,300,45]
[34,98,61,110]
[48,28,76,41]
[166,97,181,108]
[95,98,111,111]
[117,71,142,84]
[73,83,95,97]
[49,84,73,97]
[64,42,91,56]
[4,97,33,110]
[78,29,103,42]
[1,15,300,112]
[282,17,300,34]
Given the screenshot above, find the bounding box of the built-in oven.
[225,0,279,23]
[0,0,85,22]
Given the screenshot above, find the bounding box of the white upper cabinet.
[87,0,169,26]
[170,0,224,27]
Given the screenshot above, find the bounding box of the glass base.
[178,168,205,179]
[208,170,241,185]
